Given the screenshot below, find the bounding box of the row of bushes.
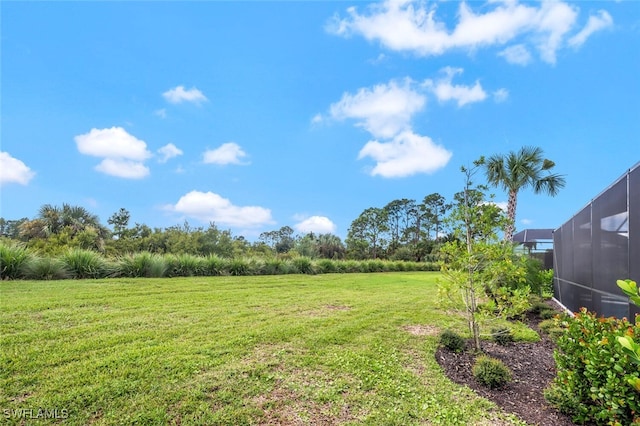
[0,243,439,280]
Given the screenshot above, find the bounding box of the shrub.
[203,254,225,276]
[439,329,466,353]
[228,258,250,276]
[262,258,287,275]
[365,259,386,273]
[117,252,167,278]
[22,256,70,280]
[169,253,206,277]
[545,308,640,425]
[315,259,336,274]
[538,319,564,341]
[491,327,514,346]
[291,257,315,275]
[61,248,111,279]
[473,356,512,389]
[539,308,556,320]
[341,260,362,273]
[0,241,32,279]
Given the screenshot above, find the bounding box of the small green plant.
[491,327,514,346]
[472,355,512,389]
[538,318,565,341]
[539,308,556,320]
[439,329,466,353]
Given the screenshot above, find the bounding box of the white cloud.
[493,88,509,103]
[154,109,167,119]
[295,216,337,234]
[157,143,183,163]
[203,142,249,165]
[521,218,533,225]
[74,127,152,161]
[498,44,532,65]
[0,152,35,185]
[568,10,613,48]
[329,0,610,65]
[534,1,577,64]
[311,114,323,125]
[329,79,425,138]
[423,67,487,107]
[168,190,274,228]
[95,158,150,179]
[358,130,452,178]
[162,85,208,104]
[74,127,153,179]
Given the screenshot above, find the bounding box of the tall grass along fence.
[0,242,438,280]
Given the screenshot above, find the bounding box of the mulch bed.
[435,302,578,426]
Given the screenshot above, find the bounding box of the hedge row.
[0,243,438,280]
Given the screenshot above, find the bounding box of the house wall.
[553,162,640,322]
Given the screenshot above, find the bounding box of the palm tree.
[483,146,566,242]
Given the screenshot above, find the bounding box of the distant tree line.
[0,194,452,261]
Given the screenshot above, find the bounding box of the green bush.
[228,258,250,276]
[61,248,111,279]
[538,319,564,341]
[365,259,386,273]
[262,258,288,275]
[341,260,362,273]
[545,308,640,425]
[0,241,32,279]
[291,257,315,275]
[315,258,336,274]
[117,252,167,278]
[473,356,512,389]
[439,329,466,353]
[169,253,206,277]
[22,256,70,280]
[491,327,514,346]
[203,254,225,276]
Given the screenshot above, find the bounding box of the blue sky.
[2,1,639,241]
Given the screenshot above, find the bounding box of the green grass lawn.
[0,272,524,425]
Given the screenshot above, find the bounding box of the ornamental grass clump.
[117,252,167,278]
[0,241,32,279]
[61,248,111,279]
[439,329,466,353]
[473,355,512,389]
[23,256,70,280]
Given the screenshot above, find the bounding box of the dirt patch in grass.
[435,301,576,426]
[403,324,439,336]
[324,305,351,311]
[255,379,356,425]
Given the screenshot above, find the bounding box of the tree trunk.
[504,190,518,242]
